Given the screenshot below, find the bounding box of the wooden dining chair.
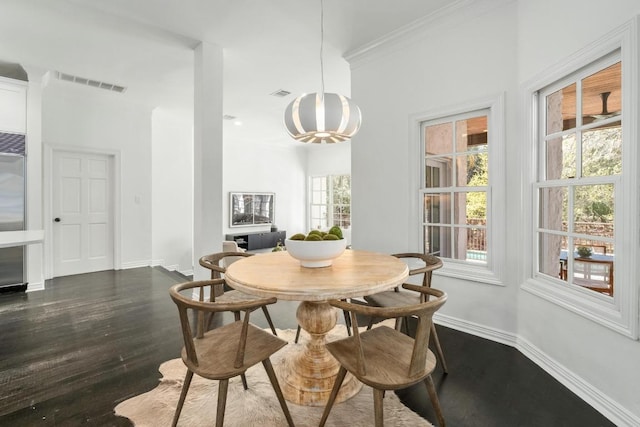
[199,252,278,336]
[319,285,448,427]
[169,279,294,427]
[364,253,448,373]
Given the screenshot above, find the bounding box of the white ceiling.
[0,0,454,145]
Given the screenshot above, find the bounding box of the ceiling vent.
[56,71,127,93]
[270,89,291,97]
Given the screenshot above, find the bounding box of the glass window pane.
[424,225,450,258]
[582,121,622,177]
[546,83,576,134]
[425,157,453,188]
[573,184,614,238]
[539,187,568,232]
[456,116,487,152]
[546,134,576,180]
[539,232,565,279]
[453,192,486,224]
[425,122,453,156]
[582,62,621,125]
[424,193,450,224]
[454,227,487,263]
[457,152,488,186]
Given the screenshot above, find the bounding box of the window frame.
[308,174,351,231]
[410,94,506,286]
[520,19,639,338]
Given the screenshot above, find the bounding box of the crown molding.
[345,0,514,68]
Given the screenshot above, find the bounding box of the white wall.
[223,140,307,238]
[516,1,640,424]
[42,81,153,269]
[350,0,519,332]
[349,0,640,424]
[151,108,193,274]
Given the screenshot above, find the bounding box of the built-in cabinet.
[0,78,27,134]
[226,230,286,251]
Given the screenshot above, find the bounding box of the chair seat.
[364,289,420,308]
[182,321,287,380]
[326,325,437,390]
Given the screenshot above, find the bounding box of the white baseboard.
[150,259,164,267]
[26,281,45,292]
[434,313,518,347]
[120,260,151,270]
[435,313,639,427]
[178,268,193,277]
[517,336,640,427]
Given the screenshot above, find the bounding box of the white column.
[23,66,46,290]
[193,42,224,280]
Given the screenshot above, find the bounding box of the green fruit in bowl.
[304,234,323,241]
[308,230,323,236]
[323,234,339,240]
[290,233,306,240]
[328,226,343,239]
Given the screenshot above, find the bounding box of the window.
[309,175,351,230]
[522,20,639,338]
[536,57,620,299]
[421,111,490,265]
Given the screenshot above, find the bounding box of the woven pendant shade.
[283,92,361,143]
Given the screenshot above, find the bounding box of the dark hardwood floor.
[0,267,614,426]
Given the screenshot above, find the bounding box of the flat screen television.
[230,192,275,227]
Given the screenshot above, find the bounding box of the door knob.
[54,217,61,222]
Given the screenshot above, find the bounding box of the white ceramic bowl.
[284,238,347,268]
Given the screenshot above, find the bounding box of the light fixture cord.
[320,0,325,101]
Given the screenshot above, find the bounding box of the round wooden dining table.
[225,249,409,406]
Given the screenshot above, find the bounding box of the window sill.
[437,261,504,286]
[521,275,634,338]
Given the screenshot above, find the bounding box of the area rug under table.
[115,325,433,426]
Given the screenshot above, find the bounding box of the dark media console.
[225,230,286,251]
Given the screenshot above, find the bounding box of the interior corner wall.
[350,1,519,335]
[151,108,193,274]
[42,82,153,269]
[223,141,306,238]
[516,1,640,423]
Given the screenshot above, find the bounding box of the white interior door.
[52,150,114,277]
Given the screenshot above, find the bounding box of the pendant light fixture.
[283,0,362,144]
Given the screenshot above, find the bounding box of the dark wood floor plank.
[0,267,615,426]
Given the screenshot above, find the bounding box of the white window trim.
[409,93,506,286]
[519,18,639,339]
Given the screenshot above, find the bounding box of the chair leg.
[171,369,194,427]
[294,325,302,344]
[430,323,448,374]
[261,306,278,336]
[373,388,384,427]
[366,316,374,330]
[343,309,352,336]
[216,379,229,427]
[262,358,295,427]
[319,366,348,427]
[404,316,412,336]
[424,375,445,427]
[240,373,248,390]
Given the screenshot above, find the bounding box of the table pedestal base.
[277,301,361,406]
